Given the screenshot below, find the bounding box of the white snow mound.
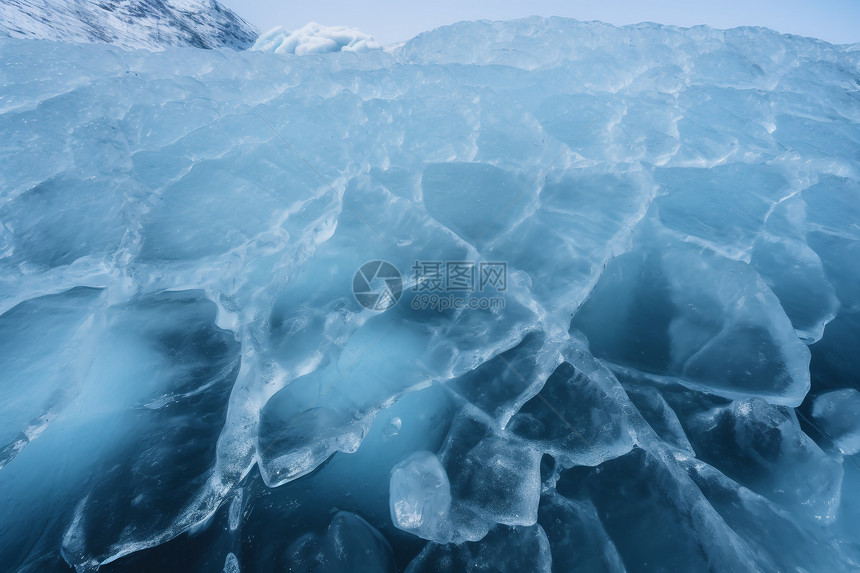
[252,22,380,55]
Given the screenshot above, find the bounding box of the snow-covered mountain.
[0,0,258,50]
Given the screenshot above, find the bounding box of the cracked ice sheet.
[0,15,859,572]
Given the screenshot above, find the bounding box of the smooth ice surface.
[405,524,552,573]
[286,511,396,572]
[813,390,860,455]
[1,15,859,573]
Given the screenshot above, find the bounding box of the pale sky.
[218,0,860,45]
